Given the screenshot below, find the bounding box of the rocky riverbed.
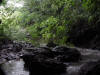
[0,39,100,75]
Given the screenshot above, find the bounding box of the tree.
[0,0,100,46]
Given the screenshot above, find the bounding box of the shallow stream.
[1,48,100,75]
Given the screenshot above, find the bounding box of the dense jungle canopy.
[0,0,100,47]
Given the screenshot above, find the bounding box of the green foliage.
[0,0,100,46]
[25,0,100,45]
[40,16,67,44]
[0,5,26,41]
[27,16,67,45]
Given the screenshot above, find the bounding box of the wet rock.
[79,60,100,75]
[32,47,55,58]
[22,55,66,75]
[13,43,22,52]
[52,46,81,62]
[17,41,34,49]
[0,66,5,75]
[1,41,22,52]
[0,39,35,64]
[0,39,13,45]
[47,41,57,48]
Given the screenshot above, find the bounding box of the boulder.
[32,47,55,58]
[22,55,66,75]
[52,46,81,62]
[79,60,100,75]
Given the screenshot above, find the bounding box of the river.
[1,48,100,75]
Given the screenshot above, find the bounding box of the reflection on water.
[1,59,29,75]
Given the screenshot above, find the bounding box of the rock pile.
[2,39,100,75]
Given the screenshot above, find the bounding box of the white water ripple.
[1,59,29,75]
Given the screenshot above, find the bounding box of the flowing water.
[64,48,100,75]
[1,59,29,75]
[1,48,100,75]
